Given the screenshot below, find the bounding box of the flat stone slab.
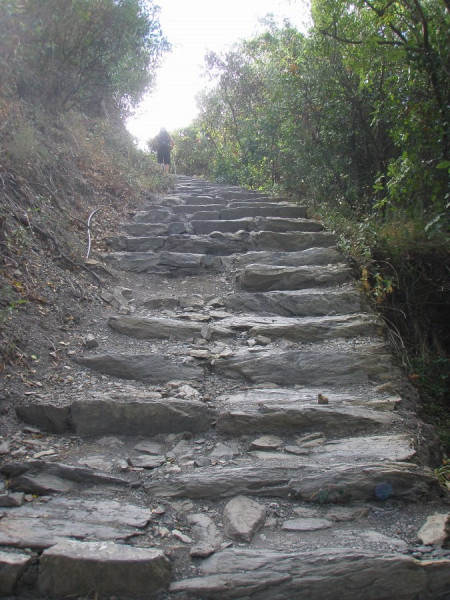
[282,518,333,531]
[237,314,381,342]
[240,264,352,291]
[226,247,343,268]
[38,539,170,598]
[217,401,399,435]
[114,231,337,258]
[222,287,365,316]
[74,353,204,383]
[0,460,127,495]
[220,205,307,219]
[191,218,323,235]
[104,251,223,272]
[170,547,450,599]
[108,313,380,344]
[17,395,216,436]
[212,346,395,386]
[0,497,151,549]
[146,462,435,501]
[109,315,204,340]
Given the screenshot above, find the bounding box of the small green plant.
[0,298,27,324]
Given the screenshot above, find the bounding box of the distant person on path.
[153,127,173,173]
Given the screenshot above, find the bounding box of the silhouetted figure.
[153,127,173,173]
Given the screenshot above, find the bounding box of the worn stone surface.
[0,549,32,594]
[222,288,365,316]
[0,498,152,549]
[282,518,333,531]
[1,460,126,494]
[170,548,450,599]
[212,347,395,386]
[16,395,216,435]
[240,264,352,292]
[74,353,204,383]
[146,462,436,501]
[187,513,222,549]
[71,396,215,436]
[6,175,449,599]
[223,496,266,542]
[38,539,171,598]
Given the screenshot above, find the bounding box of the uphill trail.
[1,175,449,599]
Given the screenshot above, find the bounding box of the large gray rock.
[0,549,31,594]
[187,513,222,549]
[170,547,450,599]
[74,353,204,383]
[0,498,151,549]
[418,513,450,547]
[38,539,170,598]
[212,346,395,386]
[240,264,352,291]
[223,496,266,542]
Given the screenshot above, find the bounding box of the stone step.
[107,313,382,343]
[0,496,156,549]
[113,231,337,255]
[140,287,365,317]
[224,247,342,268]
[16,392,216,435]
[210,344,397,386]
[240,264,353,291]
[104,251,223,273]
[171,203,226,214]
[216,391,400,435]
[38,540,171,599]
[70,342,396,387]
[0,459,128,495]
[221,287,365,316]
[170,547,450,599]
[220,204,307,219]
[74,352,204,383]
[145,461,436,501]
[121,222,188,237]
[191,218,323,235]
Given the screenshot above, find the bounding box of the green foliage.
[412,356,450,453]
[1,0,169,116]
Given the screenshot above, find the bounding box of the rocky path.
[1,176,449,599]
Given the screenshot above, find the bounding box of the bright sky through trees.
[126,0,310,146]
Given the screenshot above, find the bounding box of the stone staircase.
[1,175,449,599]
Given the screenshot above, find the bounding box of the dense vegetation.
[173,0,449,448]
[0,0,171,371]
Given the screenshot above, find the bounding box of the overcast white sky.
[126,0,311,146]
